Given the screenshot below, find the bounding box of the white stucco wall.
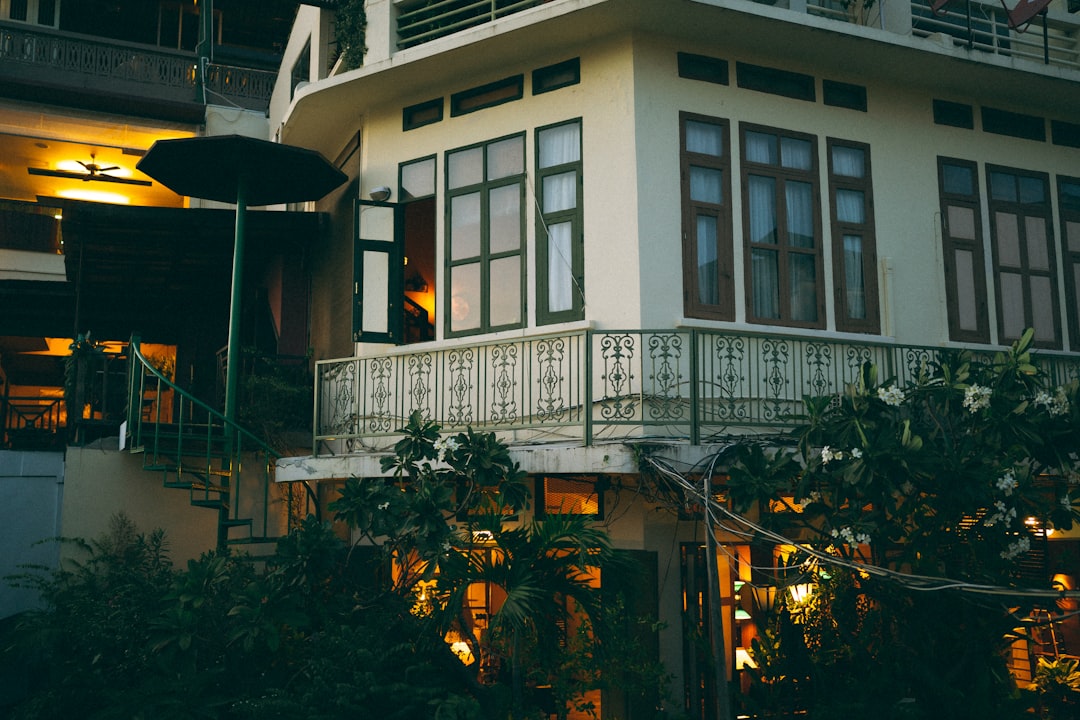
[0,451,63,618]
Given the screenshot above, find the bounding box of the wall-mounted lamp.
[369,186,392,202]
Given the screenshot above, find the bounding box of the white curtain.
[548,222,573,313]
[751,249,779,319]
[832,145,864,178]
[745,132,776,164]
[539,123,580,168]
[780,137,812,170]
[543,171,576,213]
[843,234,866,320]
[686,121,723,157]
[785,181,814,248]
[836,189,865,224]
[789,254,817,322]
[697,214,719,305]
[690,167,723,205]
[748,175,776,244]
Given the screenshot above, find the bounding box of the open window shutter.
[353,199,404,343]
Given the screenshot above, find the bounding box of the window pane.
[543,171,577,213]
[489,184,521,253]
[1061,180,1080,210]
[490,256,521,326]
[947,205,976,240]
[547,222,574,313]
[1019,176,1045,204]
[745,132,777,165]
[686,121,724,156]
[781,137,812,170]
[789,253,818,322]
[543,476,599,516]
[843,235,867,320]
[487,137,524,180]
[448,147,483,189]
[538,122,580,168]
[1068,220,1080,253]
[831,145,865,178]
[786,181,814,248]
[748,175,777,244]
[450,263,481,332]
[1031,276,1055,342]
[994,212,1020,268]
[690,167,723,205]
[1026,217,1049,271]
[450,193,481,260]
[751,248,779,319]
[697,214,719,305]
[999,272,1025,339]
[990,171,1016,202]
[401,158,435,199]
[955,248,978,331]
[836,189,865,224]
[942,163,974,195]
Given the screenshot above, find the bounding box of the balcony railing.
[0,22,276,112]
[314,329,1080,453]
[396,0,549,49]
[911,0,1080,70]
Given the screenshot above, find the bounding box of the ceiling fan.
[28,154,152,186]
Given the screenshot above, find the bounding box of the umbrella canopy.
[136,134,347,206]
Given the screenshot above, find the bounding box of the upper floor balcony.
[0,20,277,121]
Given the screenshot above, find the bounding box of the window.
[938,158,990,343]
[828,139,878,333]
[445,135,525,336]
[1059,177,1080,346]
[741,125,823,327]
[822,80,867,112]
[450,76,524,116]
[533,58,580,95]
[934,99,975,129]
[536,476,604,519]
[536,120,584,324]
[681,113,733,320]
[403,98,443,131]
[735,63,815,102]
[677,52,729,85]
[290,39,310,101]
[400,157,437,343]
[987,166,1059,347]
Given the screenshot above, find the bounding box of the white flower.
[850,447,863,459]
[963,384,992,413]
[984,500,1017,528]
[830,526,867,545]
[854,532,872,545]
[877,385,905,407]
[821,446,836,464]
[377,501,390,511]
[995,470,1017,497]
[432,436,460,462]
[1000,536,1031,560]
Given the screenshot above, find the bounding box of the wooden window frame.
[938,157,990,344]
[827,138,879,334]
[536,118,585,325]
[1058,176,1080,348]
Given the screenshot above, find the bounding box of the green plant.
[1030,657,1080,719]
[334,0,367,70]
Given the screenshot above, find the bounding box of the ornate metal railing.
[0,22,275,111]
[911,0,1080,70]
[314,329,1080,452]
[396,0,550,49]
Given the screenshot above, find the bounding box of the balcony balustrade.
[314,329,1080,454]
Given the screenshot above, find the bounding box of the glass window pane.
[1031,276,1055,342]
[690,166,723,205]
[843,235,866,320]
[947,205,976,240]
[831,145,864,178]
[789,253,818,322]
[999,272,1025,339]
[990,171,1016,202]
[781,137,812,171]
[487,137,524,180]
[401,158,435,199]
[748,175,777,244]
[450,263,481,332]
[1019,176,1045,204]
[1061,180,1080,211]
[786,181,815,248]
[542,171,577,213]
[547,222,574,313]
[751,248,779,319]
[686,121,724,156]
[994,212,1020,268]
[955,248,978,331]
[538,122,580,168]
[1068,220,1080,253]
[489,185,521,253]
[448,147,483,189]
[836,189,865,224]
[697,214,719,306]
[942,163,974,196]
[489,256,521,326]
[1026,217,1049,271]
[745,132,777,165]
[450,193,481,260]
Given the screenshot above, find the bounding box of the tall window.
[400,156,437,343]
[681,113,733,320]
[828,139,879,333]
[1059,177,1080,348]
[938,158,990,343]
[536,119,584,324]
[445,135,525,336]
[741,125,823,327]
[988,166,1059,348]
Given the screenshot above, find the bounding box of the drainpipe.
[196,0,214,104]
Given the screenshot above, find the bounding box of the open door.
[353,199,404,344]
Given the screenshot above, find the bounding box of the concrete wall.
[0,451,63,618]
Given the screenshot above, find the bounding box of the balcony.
[396,0,550,49]
[0,21,276,118]
[313,329,1080,454]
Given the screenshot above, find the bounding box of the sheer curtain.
[539,123,580,315]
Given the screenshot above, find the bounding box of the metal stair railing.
[125,334,283,550]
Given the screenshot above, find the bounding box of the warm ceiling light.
[55,159,133,178]
[57,188,130,204]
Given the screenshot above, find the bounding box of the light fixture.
[735,608,752,621]
[369,185,392,202]
[789,583,812,604]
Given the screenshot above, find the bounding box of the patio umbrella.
[137,134,347,424]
